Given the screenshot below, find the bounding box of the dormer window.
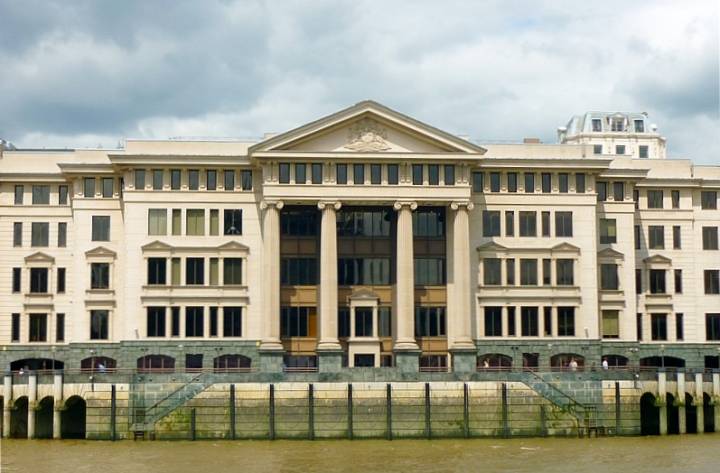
[634,119,645,133]
[591,119,602,132]
[611,117,625,132]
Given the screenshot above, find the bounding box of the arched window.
[550,353,585,371]
[10,358,64,372]
[80,356,117,372]
[137,355,175,373]
[639,356,685,370]
[213,354,251,373]
[477,354,512,370]
[603,355,629,368]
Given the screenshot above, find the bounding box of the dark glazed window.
[311,164,322,185]
[241,169,253,189]
[336,164,347,184]
[507,173,517,192]
[524,173,535,193]
[428,165,439,185]
[353,164,365,184]
[444,165,455,185]
[295,163,306,184]
[387,164,399,185]
[412,164,423,185]
[370,164,381,184]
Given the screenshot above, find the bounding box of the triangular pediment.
[141,240,173,251]
[476,242,509,252]
[85,246,117,258]
[551,242,581,253]
[24,251,55,263]
[643,254,672,265]
[217,241,250,253]
[598,248,624,259]
[348,288,379,302]
[250,101,486,155]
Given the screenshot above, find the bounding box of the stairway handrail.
[523,370,586,411]
[143,372,207,415]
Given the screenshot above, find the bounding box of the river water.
[1,435,719,473]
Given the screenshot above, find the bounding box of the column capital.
[260,200,284,210]
[317,200,342,211]
[393,201,418,211]
[450,201,474,211]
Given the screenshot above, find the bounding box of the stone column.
[677,372,686,434]
[259,200,284,371]
[2,373,11,438]
[317,201,343,372]
[393,201,419,351]
[27,372,37,439]
[695,372,704,434]
[658,370,667,435]
[53,371,63,439]
[448,201,476,373]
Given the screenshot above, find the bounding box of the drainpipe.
[2,372,11,438]
[28,372,37,439]
[53,371,63,439]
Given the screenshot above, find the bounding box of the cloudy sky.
[1,0,718,163]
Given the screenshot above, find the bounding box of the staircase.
[131,372,213,438]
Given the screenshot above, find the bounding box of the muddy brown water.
[1,435,719,473]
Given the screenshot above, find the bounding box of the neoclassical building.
[1,101,719,373]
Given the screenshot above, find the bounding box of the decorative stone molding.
[450,201,474,211]
[344,118,391,151]
[260,200,284,210]
[393,201,417,211]
[317,200,342,211]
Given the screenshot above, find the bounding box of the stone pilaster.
[317,201,342,352]
[53,371,63,439]
[2,373,11,438]
[259,200,284,358]
[694,372,704,434]
[393,201,419,353]
[677,372,686,434]
[27,372,37,439]
[448,201,475,352]
[658,370,667,435]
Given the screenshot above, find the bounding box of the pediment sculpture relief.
[344,118,391,151]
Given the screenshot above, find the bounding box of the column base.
[393,338,420,351]
[317,350,344,373]
[394,350,420,373]
[258,339,284,352]
[450,349,477,374]
[258,350,284,373]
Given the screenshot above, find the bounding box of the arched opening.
[685,393,697,434]
[703,393,715,433]
[639,356,685,370]
[35,396,54,439]
[137,355,175,373]
[667,393,679,435]
[80,356,117,373]
[603,355,629,368]
[10,396,28,438]
[61,396,86,439]
[10,358,64,372]
[550,353,585,371]
[705,356,720,370]
[477,354,512,371]
[213,354,251,373]
[640,392,660,435]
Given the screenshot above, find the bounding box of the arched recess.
[10,358,64,372]
[667,393,679,435]
[61,396,86,439]
[80,356,117,372]
[10,396,29,438]
[639,356,685,369]
[550,353,585,371]
[35,396,54,439]
[137,355,175,373]
[477,354,512,370]
[213,354,251,372]
[685,393,697,434]
[603,355,629,368]
[640,392,660,435]
[703,393,715,433]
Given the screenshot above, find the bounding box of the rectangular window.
[102,177,114,197]
[147,258,166,285]
[171,258,181,285]
[703,227,719,250]
[541,211,550,237]
[90,262,110,289]
[507,172,518,192]
[558,173,569,193]
[209,307,218,337]
[639,145,648,158]
[444,165,455,185]
[295,163,306,184]
[62,183,74,202]
[634,190,640,209]
[188,170,199,190]
[505,211,514,237]
[147,307,166,337]
[507,307,516,336]
[14,185,24,205]
[414,307,446,337]
[206,170,217,190]
[90,310,109,340]
[541,173,551,193]
[648,225,664,249]
[412,164,423,185]
[223,307,243,337]
[613,182,624,201]
[12,267,21,293]
[280,306,315,337]
[152,170,163,190]
[224,258,243,285]
[556,259,574,285]
[32,185,50,204]
[673,226,681,249]
[209,209,219,235]
[171,307,180,336]
[557,307,575,336]
[148,209,167,235]
[602,310,619,339]
[350,163,363,185]
[637,313,643,341]
[84,178,95,198]
[593,144,602,155]
[387,164,399,185]
[282,257,318,285]
[30,267,48,293]
[636,269,642,294]
[484,307,503,336]
[483,258,501,285]
[224,169,235,190]
[575,173,585,193]
[209,258,219,285]
[671,190,680,209]
[634,119,645,132]
[616,145,625,155]
[185,307,204,337]
[651,314,667,341]
[311,164,322,185]
[186,258,205,285]
[701,191,717,210]
[170,169,181,190]
[705,270,720,294]
[707,314,720,341]
[355,308,374,337]
[647,190,664,209]
[29,313,48,342]
[57,267,66,293]
[649,269,666,294]
[135,169,146,189]
[57,222,67,247]
[597,181,607,202]
[490,172,501,192]
[428,164,439,185]
[379,307,392,337]
[555,212,573,237]
[336,164,347,184]
[599,218,617,244]
[414,258,446,285]
[600,264,619,290]
[506,259,515,286]
[472,172,484,193]
[91,216,110,241]
[674,269,682,294]
[186,209,205,236]
[542,259,551,285]
[543,307,552,336]
[56,313,65,342]
[521,307,538,336]
[31,222,50,246]
[482,211,501,237]
[171,209,182,235]
[675,313,684,341]
[634,225,641,250]
[592,118,602,131]
[524,173,535,193]
[13,222,22,247]
[223,209,242,235]
[11,313,20,342]
[519,211,536,237]
[520,259,538,286]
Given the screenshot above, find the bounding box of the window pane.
[444,165,455,185]
[336,164,347,184]
[15,185,24,205]
[224,170,235,190]
[311,164,322,185]
[241,169,253,190]
[102,178,114,197]
[295,163,306,184]
[188,170,199,190]
[152,170,163,190]
[224,209,242,235]
[206,170,217,190]
[354,164,365,184]
[84,178,95,198]
[31,222,50,246]
[148,209,167,235]
[186,209,205,235]
[370,164,381,184]
[32,185,50,204]
[135,169,146,189]
[387,164,398,185]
